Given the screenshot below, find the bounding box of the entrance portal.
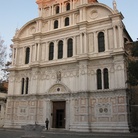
[52,101,66,128]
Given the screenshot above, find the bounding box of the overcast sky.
[0,0,137,47]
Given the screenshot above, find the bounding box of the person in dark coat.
[45,118,49,130]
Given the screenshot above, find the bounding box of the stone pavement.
[0,128,138,138]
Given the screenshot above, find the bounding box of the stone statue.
[57,71,61,82]
[113,0,117,11]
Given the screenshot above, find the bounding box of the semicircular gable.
[87,3,115,21]
[14,19,37,39]
[48,83,71,94]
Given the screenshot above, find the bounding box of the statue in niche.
[57,71,61,82]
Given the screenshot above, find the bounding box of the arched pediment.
[48,83,71,94]
[14,19,37,39]
[87,3,116,21]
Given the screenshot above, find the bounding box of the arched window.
[66,3,70,11]
[21,78,25,95]
[49,42,54,60]
[103,68,109,89]
[25,47,30,64]
[26,77,29,94]
[97,69,102,90]
[65,17,69,26]
[56,6,59,14]
[98,32,105,52]
[58,40,63,59]
[54,20,58,29]
[67,38,73,57]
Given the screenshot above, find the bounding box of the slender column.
[104,29,108,51]
[80,33,83,54]
[84,33,87,53]
[59,18,61,28]
[45,42,49,61]
[113,26,117,49]
[101,70,104,90]
[94,32,98,53]
[73,13,75,25]
[61,17,63,28]
[12,48,15,65]
[70,0,73,10]
[37,43,40,61]
[62,3,64,12]
[83,7,86,21]
[30,45,32,63]
[73,36,76,56]
[34,43,37,61]
[73,0,75,9]
[49,6,51,16]
[70,14,72,26]
[15,48,18,65]
[63,38,67,58]
[52,5,54,15]
[118,25,123,48]
[60,3,62,13]
[54,41,57,60]
[80,8,83,21]
[48,20,50,31]
[23,47,25,64]
[51,20,53,30]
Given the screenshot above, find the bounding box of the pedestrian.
[45,118,49,130]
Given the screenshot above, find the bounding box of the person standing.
[45,118,49,130]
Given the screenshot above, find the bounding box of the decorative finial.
[113,0,118,12]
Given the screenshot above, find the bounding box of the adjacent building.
[4,0,133,132]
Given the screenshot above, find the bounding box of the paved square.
[0,129,138,138]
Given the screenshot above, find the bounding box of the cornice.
[7,88,127,100]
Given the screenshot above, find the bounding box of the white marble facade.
[4,0,133,132]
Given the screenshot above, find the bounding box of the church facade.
[4,0,133,132]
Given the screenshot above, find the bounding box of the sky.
[0,0,138,48]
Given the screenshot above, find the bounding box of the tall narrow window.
[58,40,63,59]
[66,3,70,11]
[97,69,102,90]
[103,68,109,89]
[98,32,105,52]
[65,17,69,26]
[54,20,58,29]
[21,78,25,94]
[67,38,73,57]
[56,6,59,14]
[49,42,54,60]
[25,47,30,64]
[26,77,29,94]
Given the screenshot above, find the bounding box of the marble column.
[45,42,49,61]
[73,36,76,56]
[63,38,67,58]
[105,29,108,51]
[113,26,117,49]
[84,32,87,53]
[118,24,124,48]
[54,41,57,60]
[30,45,32,63]
[94,32,98,53]
[80,33,83,54]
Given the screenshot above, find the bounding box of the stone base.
[21,124,45,138]
[21,136,45,138]
[70,122,130,133]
